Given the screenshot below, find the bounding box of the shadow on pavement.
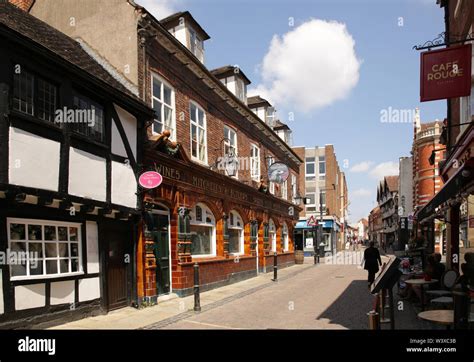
[316,280,374,329]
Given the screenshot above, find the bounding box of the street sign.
[306,215,318,227]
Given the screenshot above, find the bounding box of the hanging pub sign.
[268,162,290,184]
[420,44,472,102]
[138,171,163,189]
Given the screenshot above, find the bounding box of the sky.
[137,0,447,223]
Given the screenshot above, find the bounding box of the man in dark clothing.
[364,241,382,289]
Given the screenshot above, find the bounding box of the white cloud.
[369,161,398,181]
[250,19,361,113]
[135,0,181,19]
[350,161,374,173]
[352,188,372,197]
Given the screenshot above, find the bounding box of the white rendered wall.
[50,280,75,305]
[78,277,100,302]
[15,284,46,310]
[112,105,137,159]
[68,148,106,201]
[86,221,100,274]
[111,161,137,208]
[9,127,60,191]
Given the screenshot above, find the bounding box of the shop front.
[136,149,299,302]
[295,217,338,256]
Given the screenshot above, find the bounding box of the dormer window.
[160,11,210,64]
[265,107,275,127]
[189,28,204,62]
[211,66,251,105]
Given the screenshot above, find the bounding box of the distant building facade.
[377,176,399,249]
[292,145,348,255]
[398,156,413,250]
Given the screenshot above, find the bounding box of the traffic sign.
[306,215,318,227]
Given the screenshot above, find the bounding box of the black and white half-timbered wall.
[0,3,153,328]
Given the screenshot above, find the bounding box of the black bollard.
[193,263,201,312]
[272,252,278,281]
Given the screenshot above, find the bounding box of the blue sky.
[140,0,447,223]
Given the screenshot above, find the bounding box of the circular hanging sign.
[268,162,289,184]
[138,171,162,189]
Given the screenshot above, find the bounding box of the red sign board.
[138,171,162,189]
[420,44,472,102]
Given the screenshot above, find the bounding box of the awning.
[416,158,474,223]
[295,219,335,229]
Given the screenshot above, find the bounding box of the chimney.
[8,0,35,11]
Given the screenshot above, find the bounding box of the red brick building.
[24,2,302,302]
[417,0,473,271]
[412,111,444,252]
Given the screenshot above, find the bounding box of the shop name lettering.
[192,176,249,202]
[155,165,181,180]
[427,61,463,81]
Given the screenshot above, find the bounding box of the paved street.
[146,253,377,330]
[52,251,434,330]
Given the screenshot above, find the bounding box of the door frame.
[100,219,133,312]
[150,205,172,295]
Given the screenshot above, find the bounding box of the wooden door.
[106,224,130,310]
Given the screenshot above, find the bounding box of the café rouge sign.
[420,44,472,102]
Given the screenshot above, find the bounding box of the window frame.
[269,219,277,252]
[223,125,238,179]
[71,92,105,143]
[189,101,208,165]
[151,73,176,140]
[319,156,326,180]
[189,203,216,258]
[250,144,261,181]
[282,223,289,252]
[7,218,83,281]
[267,156,275,195]
[12,66,58,123]
[228,210,244,255]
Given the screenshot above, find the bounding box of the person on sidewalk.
[363,241,382,290]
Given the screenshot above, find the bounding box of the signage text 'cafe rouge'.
[420,44,472,102]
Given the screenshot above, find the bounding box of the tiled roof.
[210,65,251,85]
[385,175,399,192]
[247,95,272,107]
[0,2,142,103]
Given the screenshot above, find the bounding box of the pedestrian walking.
[363,241,382,290]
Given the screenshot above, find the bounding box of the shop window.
[281,223,289,251]
[250,221,259,241]
[269,219,276,252]
[189,203,215,257]
[228,210,244,255]
[8,218,82,280]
